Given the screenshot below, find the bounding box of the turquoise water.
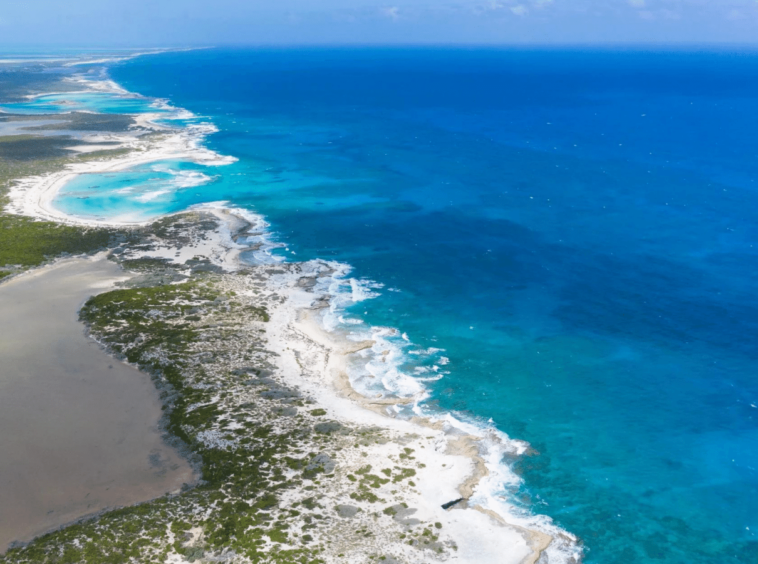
[56,160,219,223]
[0,91,166,115]
[11,49,758,562]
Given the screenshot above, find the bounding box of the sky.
[1,0,757,47]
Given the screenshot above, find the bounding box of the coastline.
[3,200,570,562]
[0,64,581,563]
[279,298,557,563]
[5,116,235,227]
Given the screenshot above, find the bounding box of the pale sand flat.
[0,257,196,553]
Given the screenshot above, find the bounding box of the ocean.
[17,47,758,562]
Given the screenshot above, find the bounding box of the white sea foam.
[135,190,171,203]
[187,201,287,265]
[286,260,583,562]
[229,206,288,264]
[302,265,445,403]
[408,347,445,356]
[150,165,215,189]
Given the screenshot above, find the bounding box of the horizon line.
[3,41,758,52]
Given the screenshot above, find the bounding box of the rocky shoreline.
[1,208,553,563]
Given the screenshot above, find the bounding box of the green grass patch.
[0,214,115,270]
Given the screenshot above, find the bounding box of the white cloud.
[469,0,556,16]
[382,6,400,20]
[628,0,646,7]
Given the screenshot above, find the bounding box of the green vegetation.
[398,448,415,461]
[0,214,114,271]
[382,506,398,517]
[0,69,77,103]
[0,134,134,275]
[391,467,416,484]
[23,112,136,133]
[0,135,79,161]
[1,276,332,563]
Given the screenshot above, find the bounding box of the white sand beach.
[5,121,235,227]
[263,275,553,563]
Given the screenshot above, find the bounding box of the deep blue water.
[57,48,758,562]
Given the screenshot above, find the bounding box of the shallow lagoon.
[56,160,219,222]
[0,91,166,115]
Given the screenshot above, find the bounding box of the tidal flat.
[0,257,196,552]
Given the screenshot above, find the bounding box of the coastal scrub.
[1,240,459,563]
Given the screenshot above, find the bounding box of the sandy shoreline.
[266,273,558,563]
[5,112,234,227]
